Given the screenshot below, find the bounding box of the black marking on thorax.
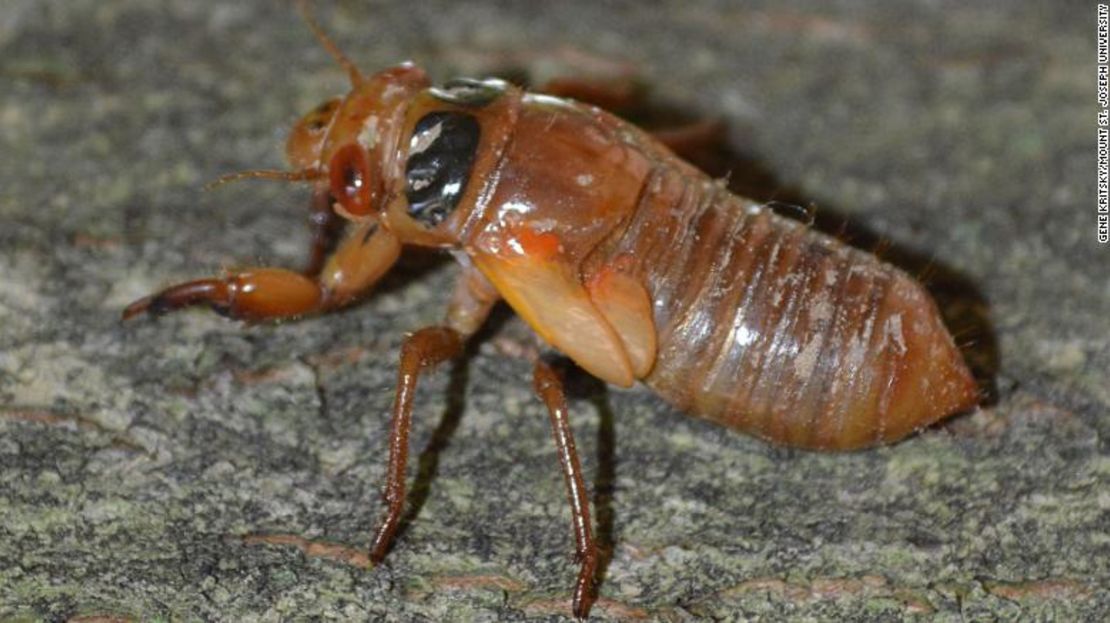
[405,111,481,227]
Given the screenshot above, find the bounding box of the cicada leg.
[648,118,729,169]
[533,357,599,619]
[122,218,399,322]
[536,76,727,168]
[303,185,345,276]
[368,326,464,562]
[368,266,500,560]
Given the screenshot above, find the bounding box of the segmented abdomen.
[605,165,977,450]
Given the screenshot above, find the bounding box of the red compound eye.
[328,143,373,217]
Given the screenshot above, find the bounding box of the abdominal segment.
[606,166,978,450]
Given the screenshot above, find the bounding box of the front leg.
[123,218,400,322]
[303,185,345,276]
[121,268,325,322]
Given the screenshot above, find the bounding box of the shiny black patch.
[405,112,481,227]
[428,78,507,107]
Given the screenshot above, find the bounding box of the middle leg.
[367,265,501,561]
[533,357,599,619]
[368,325,464,562]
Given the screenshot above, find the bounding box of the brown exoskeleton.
[122,11,979,618]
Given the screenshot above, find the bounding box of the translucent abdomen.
[605,166,978,450]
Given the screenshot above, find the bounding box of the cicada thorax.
[454,93,668,386]
[382,79,523,247]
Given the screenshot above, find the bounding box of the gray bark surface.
[1,1,1104,620]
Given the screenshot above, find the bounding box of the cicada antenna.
[204,167,322,191]
[296,0,364,85]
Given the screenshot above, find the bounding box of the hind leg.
[536,76,726,168]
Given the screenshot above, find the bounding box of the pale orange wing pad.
[473,251,635,388]
[586,266,657,378]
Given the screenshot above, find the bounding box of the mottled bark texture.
[0,1,1104,620]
